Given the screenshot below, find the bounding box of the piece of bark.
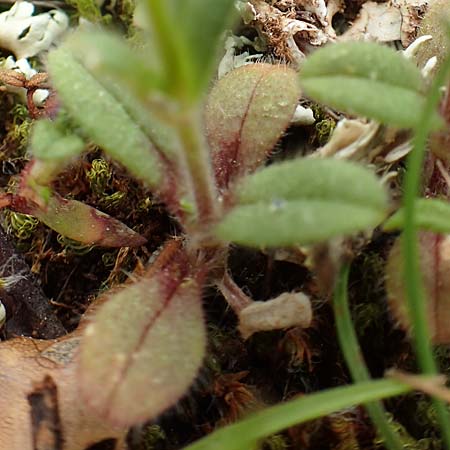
[0,225,65,338]
[0,336,127,450]
[28,375,63,450]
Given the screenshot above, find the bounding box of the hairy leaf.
[386,232,450,343]
[300,42,438,129]
[11,191,146,247]
[205,64,301,189]
[31,119,84,162]
[384,198,450,233]
[65,30,166,96]
[176,0,237,93]
[216,158,388,247]
[79,243,205,426]
[47,48,163,188]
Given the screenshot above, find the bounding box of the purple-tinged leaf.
[10,192,145,248]
[386,231,450,344]
[205,63,301,189]
[78,241,206,426]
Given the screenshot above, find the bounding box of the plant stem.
[333,264,406,450]
[218,271,253,313]
[184,378,414,450]
[177,109,219,225]
[402,54,450,448]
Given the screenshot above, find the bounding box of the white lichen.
[218,35,263,78]
[0,1,68,59]
[238,291,312,339]
[291,104,315,126]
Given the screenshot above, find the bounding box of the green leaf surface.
[300,42,438,129]
[144,0,237,98]
[176,0,237,93]
[47,48,163,188]
[27,193,146,247]
[31,119,84,162]
[183,378,413,450]
[100,77,181,160]
[205,63,301,189]
[79,249,205,426]
[384,198,450,233]
[216,158,388,247]
[65,30,166,96]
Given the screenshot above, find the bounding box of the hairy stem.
[218,271,253,314]
[177,109,219,225]
[334,265,406,450]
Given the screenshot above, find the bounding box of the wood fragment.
[27,375,63,450]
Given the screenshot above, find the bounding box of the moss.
[4,211,39,240]
[87,158,112,196]
[141,424,167,450]
[263,434,289,450]
[57,235,94,256]
[373,413,431,450]
[99,191,126,210]
[112,0,136,28]
[315,119,336,146]
[65,0,102,22]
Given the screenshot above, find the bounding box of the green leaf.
[100,77,181,160]
[79,245,205,426]
[143,0,237,98]
[183,378,413,450]
[21,193,146,247]
[65,30,166,97]
[205,63,301,189]
[31,119,84,162]
[300,42,439,129]
[47,47,163,188]
[216,158,388,247]
[384,198,450,233]
[177,0,237,93]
